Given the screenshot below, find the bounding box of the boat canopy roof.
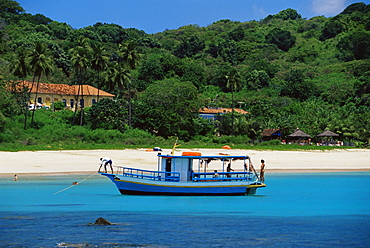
[158,154,249,160]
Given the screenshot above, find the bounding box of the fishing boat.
[99,151,266,196]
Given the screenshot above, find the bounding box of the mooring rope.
[53,172,97,195]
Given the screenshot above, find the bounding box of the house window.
[54,98,58,102]
[70,99,74,108]
[37,97,42,103]
[80,99,84,108]
[62,99,66,107]
[92,99,96,105]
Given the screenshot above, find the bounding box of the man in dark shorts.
[99,157,113,173]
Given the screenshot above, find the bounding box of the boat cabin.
[157,153,254,182]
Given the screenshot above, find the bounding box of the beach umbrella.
[288,128,311,138]
[317,130,339,137]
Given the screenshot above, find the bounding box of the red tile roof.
[199,107,249,115]
[19,81,115,97]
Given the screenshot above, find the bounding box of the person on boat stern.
[99,157,113,173]
[260,159,266,183]
[226,162,234,177]
[244,162,254,172]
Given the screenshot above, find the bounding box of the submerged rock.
[94,217,112,225]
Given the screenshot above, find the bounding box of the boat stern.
[246,183,266,195]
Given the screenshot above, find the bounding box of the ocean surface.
[0,172,369,248]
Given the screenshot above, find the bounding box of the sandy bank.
[1,148,369,176]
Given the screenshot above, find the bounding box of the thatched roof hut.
[261,129,281,140]
[288,128,311,138]
[317,130,339,137]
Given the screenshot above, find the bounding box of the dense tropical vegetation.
[0,0,369,150]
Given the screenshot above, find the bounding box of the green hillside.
[0,0,369,150]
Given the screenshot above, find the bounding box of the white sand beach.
[0,148,369,176]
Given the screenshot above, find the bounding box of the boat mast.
[171,137,181,155]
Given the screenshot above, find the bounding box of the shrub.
[52,101,65,111]
[85,129,125,143]
[266,28,296,52]
[0,112,6,132]
[121,128,160,145]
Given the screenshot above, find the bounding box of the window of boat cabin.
[188,159,192,172]
[165,158,171,172]
[162,157,194,181]
[187,158,193,181]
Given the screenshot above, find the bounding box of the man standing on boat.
[99,157,113,173]
[226,163,234,178]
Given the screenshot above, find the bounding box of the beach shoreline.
[1,148,369,177]
[1,169,370,178]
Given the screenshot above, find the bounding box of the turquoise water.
[1,172,369,247]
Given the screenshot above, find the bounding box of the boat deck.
[115,166,255,182]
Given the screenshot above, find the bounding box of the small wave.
[37,204,86,207]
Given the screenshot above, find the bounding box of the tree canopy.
[0,0,369,146]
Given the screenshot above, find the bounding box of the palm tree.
[104,62,131,125]
[29,41,54,126]
[226,68,241,136]
[117,41,141,127]
[70,36,92,125]
[117,41,141,70]
[10,47,29,129]
[91,42,109,102]
[11,47,29,80]
[105,63,131,96]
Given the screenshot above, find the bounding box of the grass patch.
[0,139,357,152]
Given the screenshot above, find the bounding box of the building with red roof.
[199,107,249,120]
[17,81,115,110]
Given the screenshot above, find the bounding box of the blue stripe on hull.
[118,189,244,196]
[100,173,263,196]
[113,180,248,196]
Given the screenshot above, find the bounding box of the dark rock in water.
[94,217,112,225]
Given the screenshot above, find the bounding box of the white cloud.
[252,4,266,17]
[312,0,347,16]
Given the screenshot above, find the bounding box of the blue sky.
[17,0,369,34]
